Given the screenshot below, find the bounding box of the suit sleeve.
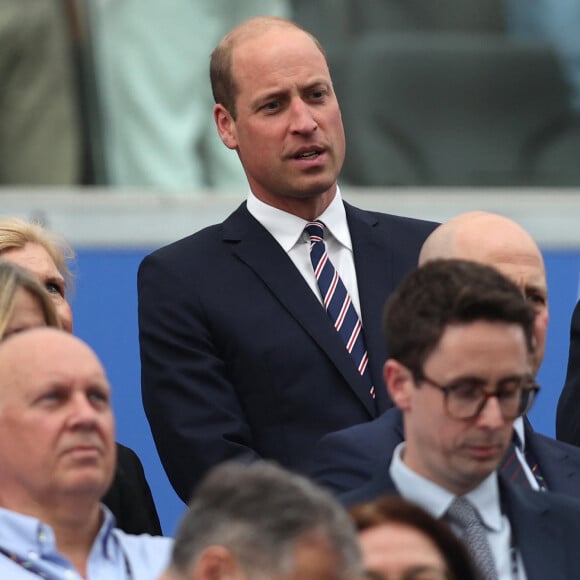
[556,299,580,445]
[103,443,162,535]
[138,250,260,502]
[306,430,381,495]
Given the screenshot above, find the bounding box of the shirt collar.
[390,442,503,531]
[512,417,525,450]
[246,187,351,252]
[0,504,118,559]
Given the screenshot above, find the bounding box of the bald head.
[419,212,548,372]
[0,328,103,389]
[0,328,115,514]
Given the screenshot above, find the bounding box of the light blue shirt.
[0,505,172,579]
[390,442,527,580]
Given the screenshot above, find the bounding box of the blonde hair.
[0,217,75,293]
[0,261,61,338]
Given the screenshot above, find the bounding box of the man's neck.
[49,502,103,578]
[249,185,338,221]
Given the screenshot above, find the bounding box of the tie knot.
[446,496,482,528]
[305,221,325,241]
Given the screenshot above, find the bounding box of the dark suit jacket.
[308,408,580,499]
[556,298,580,444]
[138,201,436,501]
[341,470,580,580]
[102,443,162,535]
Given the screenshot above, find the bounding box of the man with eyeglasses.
[308,212,580,498]
[341,259,580,580]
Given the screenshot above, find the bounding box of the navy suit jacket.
[103,443,161,535]
[556,298,580,444]
[307,408,580,500]
[138,201,436,501]
[341,470,580,580]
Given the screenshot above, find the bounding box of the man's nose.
[477,395,506,429]
[289,99,317,133]
[67,394,99,428]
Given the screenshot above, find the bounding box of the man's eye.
[89,391,109,405]
[41,391,64,403]
[526,292,546,308]
[451,383,481,400]
[263,101,280,111]
[310,89,327,100]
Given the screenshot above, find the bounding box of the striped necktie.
[305,221,375,400]
[500,435,547,490]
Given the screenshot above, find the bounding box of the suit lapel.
[524,417,580,496]
[501,478,566,580]
[345,203,396,413]
[223,204,377,417]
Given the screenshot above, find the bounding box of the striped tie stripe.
[305,220,375,400]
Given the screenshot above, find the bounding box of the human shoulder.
[343,202,438,239]
[113,529,173,575]
[140,202,257,265]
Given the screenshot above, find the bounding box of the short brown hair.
[210,16,327,119]
[383,259,536,376]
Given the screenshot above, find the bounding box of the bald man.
[306,211,580,497]
[0,328,171,579]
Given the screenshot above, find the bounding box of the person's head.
[211,17,345,218]
[0,260,61,339]
[0,217,74,333]
[418,211,548,373]
[350,496,477,580]
[162,461,362,580]
[383,259,537,495]
[0,328,115,517]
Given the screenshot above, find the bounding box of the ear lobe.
[214,104,238,150]
[195,545,239,579]
[384,359,414,411]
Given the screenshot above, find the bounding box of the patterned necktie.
[304,221,375,400]
[446,496,498,580]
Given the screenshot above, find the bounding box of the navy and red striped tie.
[305,221,375,400]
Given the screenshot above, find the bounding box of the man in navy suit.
[308,211,580,499]
[137,16,436,502]
[341,259,580,580]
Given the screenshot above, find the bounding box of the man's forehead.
[0,329,104,377]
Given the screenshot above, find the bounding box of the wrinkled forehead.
[1,242,63,280]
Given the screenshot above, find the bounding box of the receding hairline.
[221,16,317,52]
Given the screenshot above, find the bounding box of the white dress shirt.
[390,442,527,580]
[246,187,362,317]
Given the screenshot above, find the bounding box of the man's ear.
[214,104,238,150]
[194,545,241,579]
[384,359,414,411]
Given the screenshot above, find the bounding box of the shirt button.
[28,551,39,560]
[38,532,47,542]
